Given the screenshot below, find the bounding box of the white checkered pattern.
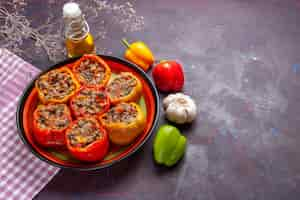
[0,49,59,200]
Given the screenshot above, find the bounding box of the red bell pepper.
[152,60,184,92]
[65,117,109,162]
[69,86,110,118]
[32,104,72,147]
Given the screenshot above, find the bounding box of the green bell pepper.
[153,124,187,167]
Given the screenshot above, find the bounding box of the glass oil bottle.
[63,2,96,58]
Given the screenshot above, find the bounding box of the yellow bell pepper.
[121,38,155,71]
[99,102,146,145]
[106,72,143,104]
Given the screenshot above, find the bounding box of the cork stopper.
[63,2,82,19]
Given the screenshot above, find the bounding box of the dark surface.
[4,0,300,199]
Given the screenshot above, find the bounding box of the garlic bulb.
[163,93,197,124]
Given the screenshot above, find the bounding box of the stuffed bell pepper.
[72,54,111,87]
[99,102,146,145]
[70,86,110,118]
[65,117,109,162]
[35,67,80,104]
[106,72,142,104]
[33,104,72,147]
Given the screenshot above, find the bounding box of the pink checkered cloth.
[0,49,59,200]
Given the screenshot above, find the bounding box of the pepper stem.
[121,38,131,49]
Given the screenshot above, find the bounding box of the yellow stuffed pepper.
[106,72,142,104]
[99,102,146,145]
[35,67,80,104]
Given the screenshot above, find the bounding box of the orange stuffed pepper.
[99,102,146,145]
[106,72,142,104]
[72,54,111,87]
[35,67,80,104]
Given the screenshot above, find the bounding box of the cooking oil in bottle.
[63,2,95,58]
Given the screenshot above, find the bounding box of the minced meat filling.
[67,119,102,148]
[36,104,70,130]
[102,103,137,124]
[37,70,76,100]
[107,73,137,99]
[72,88,107,115]
[77,59,106,85]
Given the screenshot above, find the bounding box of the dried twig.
[0,6,65,62]
[0,1,145,62]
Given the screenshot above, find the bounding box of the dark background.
[2,0,300,199]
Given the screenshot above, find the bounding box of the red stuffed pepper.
[33,104,72,147]
[65,117,109,162]
[70,86,110,118]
